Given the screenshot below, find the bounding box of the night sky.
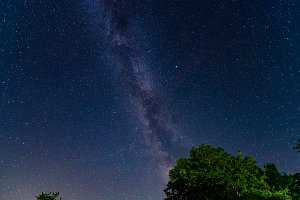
[1,0,300,200]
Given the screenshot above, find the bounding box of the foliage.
[36,192,62,200]
[290,173,300,200]
[294,140,300,152]
[264,163,292,190]
[164,144,293,200]
[264,164,300,200]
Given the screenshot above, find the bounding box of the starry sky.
[1,0,300,200]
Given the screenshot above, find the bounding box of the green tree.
[265,163,286,190]
[36,192,62,200]
[164,144,292,200]
[264,163,300,200]
[291,173,300,200]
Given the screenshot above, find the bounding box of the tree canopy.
[165,144,297,200]
[294,140,300,152]
[36,192,62,200]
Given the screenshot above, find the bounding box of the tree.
[264,163,300,199]
[264,163,295,191]
[36,192,62,200]
[265,163,287,190]
[164,144,292,200]
[293,140,300,152]
[290,173,300,200]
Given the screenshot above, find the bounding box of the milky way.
[102,0,179,176]
[2,0,300,199]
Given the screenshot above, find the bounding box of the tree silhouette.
[36,192,62,200]
[293,140,300,152]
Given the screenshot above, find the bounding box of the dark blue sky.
[1,0,300,200]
